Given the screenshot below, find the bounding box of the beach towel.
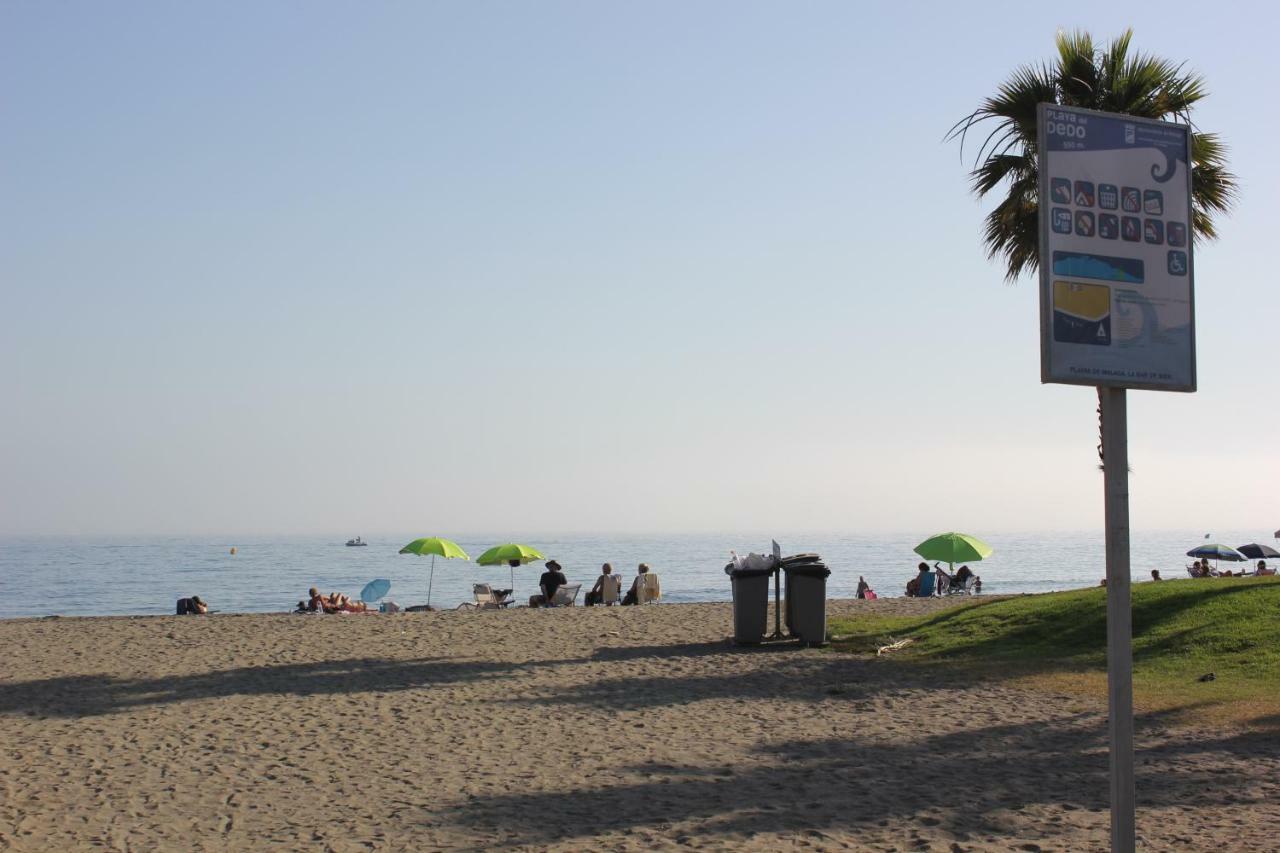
[864,590,878,600]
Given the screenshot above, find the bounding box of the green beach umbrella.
[399,537,470,608]
[476,543,545,589]
[913,532,994,573]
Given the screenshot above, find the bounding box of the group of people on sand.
[905,562,980,597]
[528,560,660,607]
[300,587,369,613]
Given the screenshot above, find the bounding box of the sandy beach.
[1,598,1277,852]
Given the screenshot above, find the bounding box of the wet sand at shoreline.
[2,598,1277,851]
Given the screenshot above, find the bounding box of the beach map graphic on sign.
[1038,105,1195,391]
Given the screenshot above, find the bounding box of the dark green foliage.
[949,29,1238,282]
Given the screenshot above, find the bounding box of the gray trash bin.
[783,564,831,646]
[729,567,773,645]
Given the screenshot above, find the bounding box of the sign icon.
[1167,222,1187,247]
[1168,251,1188,276]
[1075,211,1095,237]
[1051,178,1072,205]
[1121,187,1141,213]
[1144,190,1164,216]
[1121,216,1141,242]
[1098,184,1119,209]
[1144,219,1164,244]
[1052,208,1073,234]
[1074,181,1095,207]
[1098,214,1119,239]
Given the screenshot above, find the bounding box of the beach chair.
[946,575,977,595]
[470,584,514,609]
[547,583,581,607]
[636,572,662,604]
[915,573,936,598]
[600,574,621,605]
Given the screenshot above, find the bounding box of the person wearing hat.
[531,560,568,607]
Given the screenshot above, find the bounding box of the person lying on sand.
[328,592,367,613]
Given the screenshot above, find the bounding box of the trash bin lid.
[781,553,822,566]
[729,567,776,579]
[783,564,830,578]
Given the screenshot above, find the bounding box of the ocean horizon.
[1,528,1270,620]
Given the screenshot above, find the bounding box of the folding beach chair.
[636,572,662,604]
[548,583,581,607]
[945,575,977,595]
[466,583,514,610]
[599,574,621,605]
[915,573,936,597]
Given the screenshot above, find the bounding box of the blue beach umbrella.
[360,578,392,604]
[1186,544,1246,562]
[1186,544,1246,572]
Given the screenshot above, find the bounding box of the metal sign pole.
[1100,386,1136,852]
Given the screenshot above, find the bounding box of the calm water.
[0,530,1269,619]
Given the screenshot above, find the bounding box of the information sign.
[1038,105,1195,391]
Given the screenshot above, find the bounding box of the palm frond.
[949,29,1237,280]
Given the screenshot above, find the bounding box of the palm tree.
[949,29,1237,282]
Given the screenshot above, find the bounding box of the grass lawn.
[828,576,1280,728]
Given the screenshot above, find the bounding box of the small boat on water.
[345,537,367,547]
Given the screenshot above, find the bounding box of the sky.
[1,1,1276,537]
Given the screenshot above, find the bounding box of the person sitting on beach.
[176,595,208,615]
[530,560,568,607]
[622,563,660,605]
[586,563,620,606]
[905,563,930,597]
[1151,569,1162,581]
[1257,560,1275,577]
[308,588,333,613]
[954,565,975,585]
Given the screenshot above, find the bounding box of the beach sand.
[1,598,1276,851]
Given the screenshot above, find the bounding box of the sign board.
[1038,104,1196,391]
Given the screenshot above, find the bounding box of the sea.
[0,530,1270,620]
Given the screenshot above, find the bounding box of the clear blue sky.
[2,2,1276,536]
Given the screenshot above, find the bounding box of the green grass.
[829,577,1280,725]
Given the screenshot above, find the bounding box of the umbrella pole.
[428,554,436,608]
